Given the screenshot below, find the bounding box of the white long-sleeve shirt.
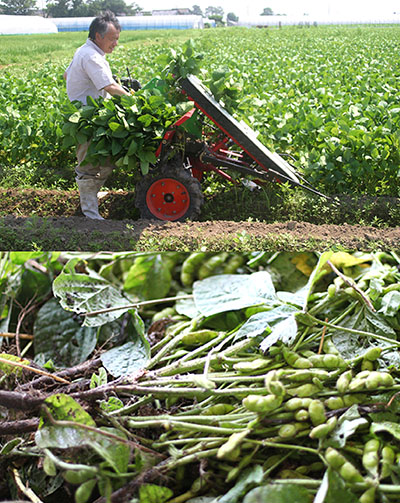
[65,39,114,104]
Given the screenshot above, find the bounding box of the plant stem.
[126,418,245,435]
[161,448,220,470]
[152,436,225,448]
[155,337,258,376]
[116,384,270,398]
[83,294,193,317]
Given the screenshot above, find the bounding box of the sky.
[140,0,400,19]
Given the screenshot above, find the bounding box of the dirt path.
[1,215,399,251]
[0,187,399,250]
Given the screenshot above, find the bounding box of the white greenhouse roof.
[238,14,400,26]
[52,15,204,32]
[0,15,58,35]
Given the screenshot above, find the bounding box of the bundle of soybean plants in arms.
[61,85,194,177]
[3,251,400,503]
[62,39,245,178]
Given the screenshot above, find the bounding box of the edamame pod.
[308,399,326,426]
[283,347,312,369]
[284,397,313,411]
[234,358,272,373]
[362,439,380,476]
[381,445,396,479]
[359,487,376,503]
[75,479,97,503]
[325,448,346,470]
[278,424,297,438]
[180,252,208,286]
[336,370,353,393]
[242,394,283,413]
[288,383,320,398]
[309,416,337,439]
[339,461,364,483]
[198,253,229,280]
[181,329,219,346]
[308,354,347,369]
[63,469,96,485]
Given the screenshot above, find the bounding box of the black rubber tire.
[135,158,204,221]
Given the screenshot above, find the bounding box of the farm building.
[52,15,204,32]
[0,15,58,35]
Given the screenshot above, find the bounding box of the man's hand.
[103,82,130,97]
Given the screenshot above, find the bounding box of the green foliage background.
[1,26,400,195]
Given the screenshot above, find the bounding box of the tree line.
[0,0,276,20]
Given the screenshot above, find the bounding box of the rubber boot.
[76,178,105,220]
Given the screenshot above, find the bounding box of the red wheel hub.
[146,178,190,221]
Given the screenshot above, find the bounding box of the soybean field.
[0,26,400,248]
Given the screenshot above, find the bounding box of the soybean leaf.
[314,468,359,503]
[370,421,400,440]
[36,396,130,473]
[9,251,45,265]
[332,306,396,359]
[89,427,130,474]
[329,405,368,448]
[35,394,96,449]
[0,438,24,455]
[0,354,30,376]
[329,252,373,269]
[17,267,52,305]
[268,252,317,293]
[219,465,264,503]
[193,272,277,317]
[243,483,309,503]
[301,251,333,310]
[123,255,172,300]
[33,298,97,368]
[379,291,400,316]
[97,310,145,349]
[101,336,150,378]
[139,484,173,503]
[175,293,201,319]
[234,305,298,341]
[260,314,298,353]
[53,262,132,327]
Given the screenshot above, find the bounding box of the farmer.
[63,10,130,219]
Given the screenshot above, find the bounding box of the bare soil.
[0,188,399,251]
[1,215,400,251]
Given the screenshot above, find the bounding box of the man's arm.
[103,82,130,96]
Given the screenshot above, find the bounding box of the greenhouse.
[237,13,400,27]
[0,15,58,35]
[52,15,204,32]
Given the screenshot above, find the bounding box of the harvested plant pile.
[2,251,400,502]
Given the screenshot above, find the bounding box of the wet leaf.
[124,255,172,300]
[220,465,264,503]
[243,482,309,503]
[101,339,150,378]
[193,272,277,317]
[34,298,97,368]
[53,262,132,327]
[35,394,96,449]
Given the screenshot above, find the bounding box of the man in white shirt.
[64,10,129,219]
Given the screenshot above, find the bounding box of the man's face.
[95,23,120,54]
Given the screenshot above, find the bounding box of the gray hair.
[89,10,120,40]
